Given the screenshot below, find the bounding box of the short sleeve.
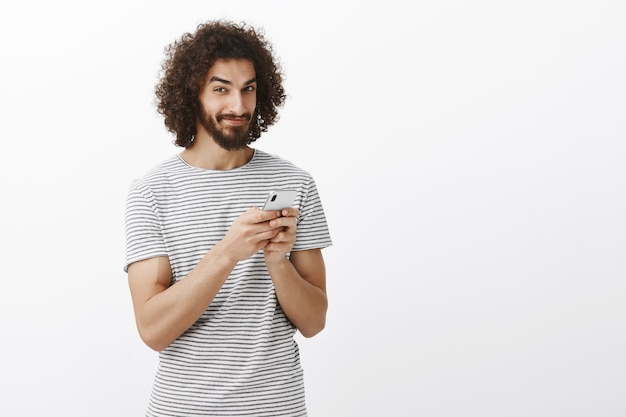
[123,181,168,272]
[292,176,333,251]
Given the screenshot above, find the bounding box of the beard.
[198,106,253,151]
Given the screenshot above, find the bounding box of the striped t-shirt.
[124,149,332,416]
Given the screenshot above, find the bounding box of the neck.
[180,136,254,170]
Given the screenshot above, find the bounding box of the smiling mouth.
[217,113,251,124]
[222,119,247,127]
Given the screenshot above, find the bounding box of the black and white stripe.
[124,149,332,416]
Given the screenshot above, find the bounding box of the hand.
[218,207,283,262]
[263,207,299,265]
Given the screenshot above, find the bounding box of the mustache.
[216,113,252,122]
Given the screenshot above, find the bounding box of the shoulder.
[252,149,313,178]
[129,155,184,190]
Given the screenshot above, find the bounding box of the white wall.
[1,1,624,415]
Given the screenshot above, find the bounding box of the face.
[197,58,257,150]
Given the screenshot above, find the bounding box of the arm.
[128,207,283,351]
[264,208,328,338]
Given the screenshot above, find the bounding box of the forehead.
[207,58,256,82]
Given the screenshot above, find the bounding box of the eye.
[213,87,227,93]
[244,85,256,92]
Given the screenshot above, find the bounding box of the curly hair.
[155,20,286,148]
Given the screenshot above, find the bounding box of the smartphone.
[262,190,297,211]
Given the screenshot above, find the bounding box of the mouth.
[218,113,251,127]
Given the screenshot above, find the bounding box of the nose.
[227,91,245,114]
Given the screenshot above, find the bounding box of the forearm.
[136,248,237,351]
[131,208,286,351]
[266,257,328,338]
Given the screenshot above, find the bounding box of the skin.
[128,59,328,351]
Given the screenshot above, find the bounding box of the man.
[124,20,332,416]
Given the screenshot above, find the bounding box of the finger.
[269,215,297,229]
[269,228,296,243]
[246,207,281,224]
[256,228,281,241]
[280,207,299,218]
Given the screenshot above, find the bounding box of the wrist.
[207,242,239,268]
[264,252,290,268]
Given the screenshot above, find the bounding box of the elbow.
[137,325,171,352]
[143,338,169,353]
[300,320,325,338]
[298,308,327,338]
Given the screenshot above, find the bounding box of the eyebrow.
[209,76,257,86]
